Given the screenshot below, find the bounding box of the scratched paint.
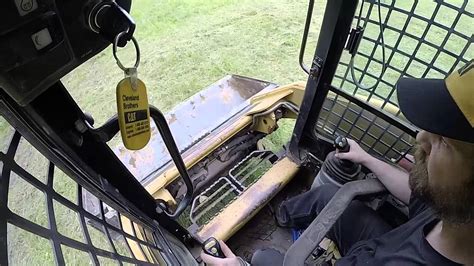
[113,75,278,183]
[197,157,299,240]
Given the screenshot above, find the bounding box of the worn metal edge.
[196,157,299,241]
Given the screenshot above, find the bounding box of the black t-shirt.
[335,197,461,265]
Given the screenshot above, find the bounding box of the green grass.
[260,118,296,153]
[2,0,470,264]
[62,0,324,126]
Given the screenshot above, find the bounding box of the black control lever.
[334,135,357,169]
[334,135,350,153]
[87,0,136,47]
[202,237,225,258]
[313,136,362,187]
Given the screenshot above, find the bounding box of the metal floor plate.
[226,175,308,261]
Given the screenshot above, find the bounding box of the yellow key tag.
[116,74,151,150]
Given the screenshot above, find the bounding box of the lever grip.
[334,135,350,153]
[202,237,226,258]
[333,135,354,168]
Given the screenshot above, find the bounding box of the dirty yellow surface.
[146,83,305,199]
[196,157,299,241]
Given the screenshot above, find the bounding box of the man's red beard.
[409,146,474,224]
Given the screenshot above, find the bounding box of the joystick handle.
[334,135,350,153]
[202,237,225,258]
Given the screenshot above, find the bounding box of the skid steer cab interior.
[0,0,471,265]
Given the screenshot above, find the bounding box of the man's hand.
[334,138,371,164]
[334,138,411,204]
[201,240,241,266]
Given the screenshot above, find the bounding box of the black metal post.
[289,0,360,162]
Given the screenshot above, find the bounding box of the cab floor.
[226,175,310,261]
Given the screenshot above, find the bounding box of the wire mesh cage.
[0,119,174,265]
[316,0,472,161]
[317,92,414,161]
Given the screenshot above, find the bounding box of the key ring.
[113,31,140,71]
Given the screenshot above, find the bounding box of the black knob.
[334,136,350,153]
[155,199,169,214]
[84,112,95,126]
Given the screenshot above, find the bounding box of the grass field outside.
[63,0,325,126]
[1,0,471,264]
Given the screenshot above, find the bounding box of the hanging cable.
[348,0,387,91]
